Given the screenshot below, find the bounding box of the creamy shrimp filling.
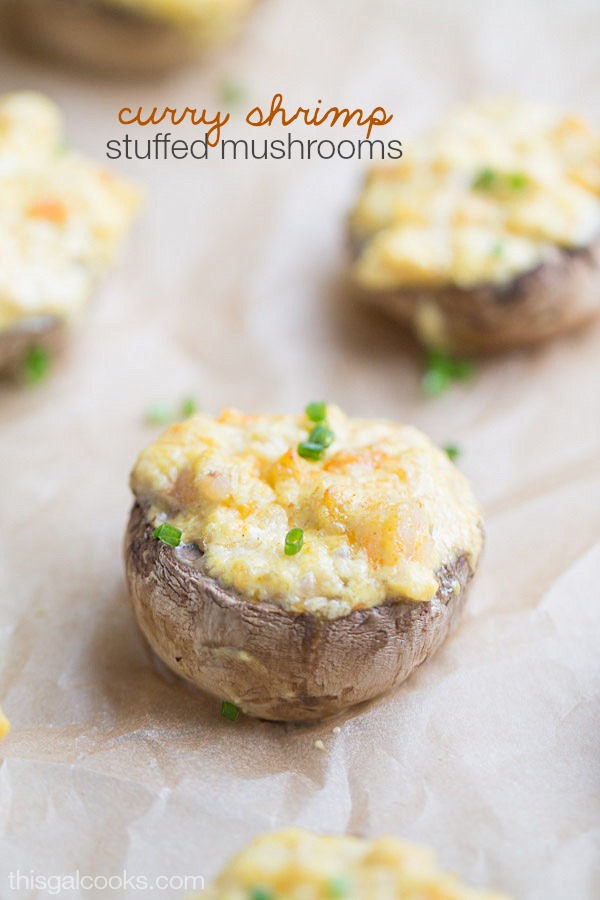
[0,91,138,333]
[351,98,600,290]
[131,407,482,617]
[204,829,505,899]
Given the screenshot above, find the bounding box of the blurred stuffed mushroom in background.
[200,829,509,899]
[0,92,138,382]
[6,0,258,74]
[350,99,600,354]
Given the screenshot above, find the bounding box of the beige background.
[0,1,599,897]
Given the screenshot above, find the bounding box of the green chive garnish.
[444,444,460,461]
[473,168,529,192]
[449,358,474,381]
[299,404,334,458]
[472,167,496,190]
[508,172,529,190]
[181,396,199,418]
[219,78,246,107]
[153,523,182,547]
[285,528,304,556]
[309,423,335,448]
[145,403,174,425]
[23,346,51,384]
[298,441,326,460]
[221,700,240,721]
[422,349,474,397]
[421,367,449,397]
[248,888,273,900]
[305,401,327,422]
[327,876,351,897]
[145,395,199,425]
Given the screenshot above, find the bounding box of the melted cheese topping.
[203,829,507,900]
[0,92,139,333]
[0,707,10,740]
[351,98,600,290]
[130,407,482,618]
[102,0,254,32]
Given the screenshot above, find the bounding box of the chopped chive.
[219,78,246,107]
[248,888,273,900]
[426,348,449,371]
[449,357,474,381]
[444,444,461,461]
[145,403,174,425]
[327,876,351,897]
[422,366,450,397]
[23,346,51,385]
[305,400,327,422]
[285,528,304,556]
[472,167,496,190]
[508,172,529,190]
[309,423,335,448]
[181,396,199,418]
[153,523,182,547]
[422,349,474,397]
[145,395,199,425]
[221,700,240,721]
[473,167,529,192]
[298,440,326,461]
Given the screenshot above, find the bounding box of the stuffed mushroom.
[200,828,508,899]
[0,92,138,379]
[350,99,600,353]
[125,405,482,721]
[7,0,257,74]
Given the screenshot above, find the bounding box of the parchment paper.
[0,1,599,897]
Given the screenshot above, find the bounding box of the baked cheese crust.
[130,406,482,618]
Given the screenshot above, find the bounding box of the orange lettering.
[245,95,393,138]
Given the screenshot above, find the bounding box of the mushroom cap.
[6,0,256,74]
[125,502,476,721]
[353,239,600,353]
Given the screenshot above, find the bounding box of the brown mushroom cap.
[125,502,477,721]
[6,0,198,73]
[352,238,600,354]
[6,0,255,74]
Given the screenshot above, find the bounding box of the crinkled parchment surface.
[0,1,599,897]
